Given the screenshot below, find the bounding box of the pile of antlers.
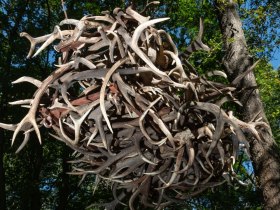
[0,2,268,209]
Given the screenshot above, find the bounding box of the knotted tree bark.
[214,1,280,209]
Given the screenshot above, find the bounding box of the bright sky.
[271,48,280,70]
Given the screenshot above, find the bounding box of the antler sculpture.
[0,2,267,209]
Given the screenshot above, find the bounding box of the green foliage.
[241,0,280,60]
[255,60,280,141]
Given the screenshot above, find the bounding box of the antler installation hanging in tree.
[0,2,268,209]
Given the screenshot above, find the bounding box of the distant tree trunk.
[4,1,44,206]
[0,1,30,208]
[29,139,43,210]
[130,0,136,8]
[20,138,43,210]
[56,147,71,210]
[214,1,280,209]
[0,128,6,210]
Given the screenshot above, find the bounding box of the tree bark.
[0,1,30,208]
[0,1,44,209]
[214,1,280,209]
[0,129,6,210]
[56,147,71,210]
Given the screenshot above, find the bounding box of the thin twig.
[61,0,68,19]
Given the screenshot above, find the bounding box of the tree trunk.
[56,147,71,210]
[29,139,43,210]
[214,1,280,209]
[0,1,30,208]
[1,1,44,209]
[0,129,6,210]
[19,137,43,210]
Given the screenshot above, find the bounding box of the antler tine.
[183,18,210,58]
[9,99,33,106]
[107,30,126,59]
[0,122,36,153]
[161,147,185,188]
[100,57,129,133]
[69,103,95,145]
[158,29,179,56]
[20,32,52,58]
[126,6,150,23]
[140,1,160,14]
[139,97,167,146]
[12,111,41,145]
[59,19,79,26]
[130,18,170,78]
[231,60,260,86]
[198,18,204,40]
[32,26,69,57]
[228,110,269,141]
[15,132,31,154]
[0,123,18,131]
[12,76,42,87]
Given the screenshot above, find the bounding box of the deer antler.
[1,2,266,209]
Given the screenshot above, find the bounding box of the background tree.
[214,1,280,209]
